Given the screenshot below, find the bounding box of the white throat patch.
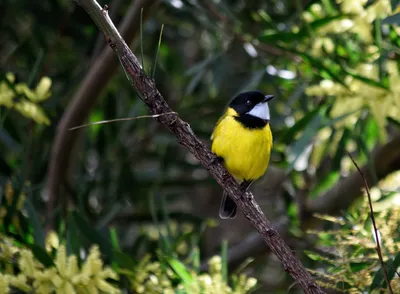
[247,102,270,121]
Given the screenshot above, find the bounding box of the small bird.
[211,91,274,219]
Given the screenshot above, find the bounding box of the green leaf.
[29,244,54,267]
[310,171,340,198]
[390,0,399,11]
[221,240,228,283]
[287,111,323,171]
[149,193,172,256]
[259,15,350,43]
[109,227,120,251]
[28,48,45,87]
[33,77,52,102]
[349,262,371,272]
[299,52,347,87]
[279,107,320,144]
[66,214,80,258]
[332,128,350,171]
[185,70,205,96]
[383,252,400,287]
[344,69,389,91]
[152,24,164,79]
[365,116,380,149]
[356,134,379,185]
[259,31,301,43]
[304,250,323,261]
[336,281,353,290]
[167,258,193,286]
[72,212,112,260]
[189,245,200,273]
[382,13,400,25]
[370,266,385,291]
[96,203,123,230]
[161,193,173,255]
[387,117,400,127]
[24,198,45,249]
[321,0,338,14]
[112,250,137,269]
[323,108,362,128]
[233,257,254,275]
[308,15,352,31]
[0,186,3,211]
[0,126,20,152]
[132,232,150,254]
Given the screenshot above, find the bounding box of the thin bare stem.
[140,7,145,71]
[68,112,177,130]
[347,152,394,294]
[152,24,164,79]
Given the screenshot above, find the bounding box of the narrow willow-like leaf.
[152,24,164,79]
[221,239,228,283]
[140,7,145,71]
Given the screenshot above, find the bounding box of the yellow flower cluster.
[0,236,20,275]
[0,72,51,125]
[304,0,392,43]
[306,61,400,140]
[0,206,256,294]
[188,256,232,293]
[193,256,257,294]
[0,237,120,294]
[306,175,400,293]
[303,0,399,140]
[128,254,257,294]
[129,254,174,293]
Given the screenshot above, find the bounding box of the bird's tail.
[219,191,237,219]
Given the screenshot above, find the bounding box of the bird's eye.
[246,100,251,105]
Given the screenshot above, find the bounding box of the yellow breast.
[211,109,273,181]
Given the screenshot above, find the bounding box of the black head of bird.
[229,91,274,128]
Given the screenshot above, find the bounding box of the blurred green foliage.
[305,172,400,293]
[0,0,400,292]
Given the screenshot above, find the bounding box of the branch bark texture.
[221,134,400,269]
[74,0,325,293]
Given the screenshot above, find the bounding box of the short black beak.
[263,95,274,102]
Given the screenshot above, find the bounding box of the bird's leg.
[208,155,231,182]
[240,180,253,192]
[240,180,253,201]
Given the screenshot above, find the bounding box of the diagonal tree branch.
[221,133,400,270]
[74,1,325,293]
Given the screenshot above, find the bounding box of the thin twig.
[68,112,176,130]
[152,24,164,79]
[347,152,394,294]
[140,7,145,71]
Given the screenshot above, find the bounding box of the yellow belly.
[211,116,273,181]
